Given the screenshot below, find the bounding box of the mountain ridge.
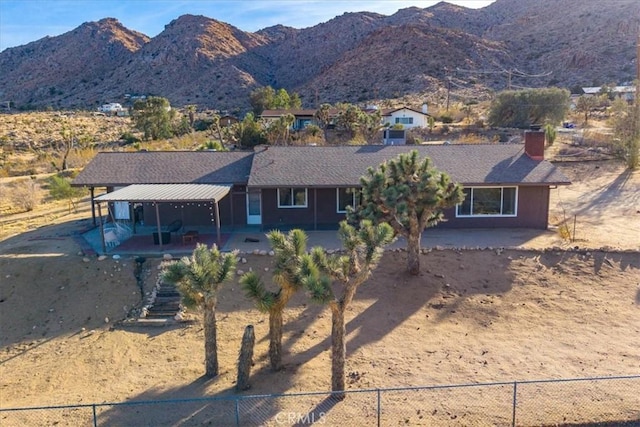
[0,0,638,112]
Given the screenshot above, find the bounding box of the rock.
[163,254,172,260]
[236,269,245,276]
[435,273,445,279]
[77,251,84,256]
[264,267,269,272]
[83,257,90,263]
[112,254,121,260]
[258,250,268,256]
[98,255,107,261]
[104,317,109,323]
[241,257,247,264]
[268,251,275,256]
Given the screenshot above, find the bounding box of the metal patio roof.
[94,184,232,202]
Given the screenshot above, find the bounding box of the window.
[395,117,414,125]
[456,187,517,217]
[278,188,307,208]
[337,188,357,213]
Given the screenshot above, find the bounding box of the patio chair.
[104,230,120,248]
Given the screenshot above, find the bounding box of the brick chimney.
[524,129,545,160]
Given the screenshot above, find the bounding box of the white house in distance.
[381,104,430,129]
[98,103,125,114]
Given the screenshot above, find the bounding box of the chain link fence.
[2,375,638,426]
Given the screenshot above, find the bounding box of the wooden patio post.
[90,187,96,226]
[97,202,106,254]
[154,202,163,250]
[214,199,221,247]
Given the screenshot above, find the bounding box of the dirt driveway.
[548,160,639,249]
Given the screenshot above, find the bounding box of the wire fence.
[1,375,638,426]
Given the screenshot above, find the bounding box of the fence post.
[377,389,381,427]
[92,404,97,427]
[512,381,518,427]
[235,398,241,427]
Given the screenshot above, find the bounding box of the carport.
[94,184,232,253]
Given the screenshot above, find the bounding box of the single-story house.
[381,105,430,129]
[581,86,636,103]
[72,130,569,236]
[260,109,326,130]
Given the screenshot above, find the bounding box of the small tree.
[161,244,237,377]
[314,103,332,142]
[488,88,570,128]
[544,123,557,146]
[349,150,464,275]
[250,86,302,116]
[575,95,598,125]
[609,97,640,170]
[132,96,176,141]
[229,113,267,148]
[48,174,86,213]
[304,220,394,399]
[240,229,308,371]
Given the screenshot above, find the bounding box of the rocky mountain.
[0,0,638,112]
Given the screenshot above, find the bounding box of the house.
[98,103,125,114]
[381,104,430,129]
[72,130,569,235]
[581,86,636,103]
[260,109,328,130]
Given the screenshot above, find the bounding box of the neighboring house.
[98,103,125,114]
[381,104,429,129]
[581,86,636,103]
[73,130,570,233]
[260,109,328,130]
[219,114,239,127]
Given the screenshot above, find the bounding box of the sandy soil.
[0,159,639,426]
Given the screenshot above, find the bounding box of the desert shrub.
[10,178,40,212]
[440,114,453,124]
[48,174,86,212]
[120,131,141,145]
[544,123,557,146]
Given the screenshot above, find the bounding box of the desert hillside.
[0,0,638,110]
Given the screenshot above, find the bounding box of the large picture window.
[278,188,307,208]
[456,187,517,217]
[336,188,357,213]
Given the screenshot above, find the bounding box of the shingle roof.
[247,144,570,187]
[72,151,253,187]
[73,145,570,189]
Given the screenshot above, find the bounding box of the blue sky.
[0,0,495,52]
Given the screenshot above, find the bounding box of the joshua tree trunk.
[268,308,284,371]
[407,230,421,276]
[203,297,219,377]
[236,325,255,391]
[330,303,347,400]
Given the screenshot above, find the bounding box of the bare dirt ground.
[0,159,639,426]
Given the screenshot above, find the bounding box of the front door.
[246,189,262,225]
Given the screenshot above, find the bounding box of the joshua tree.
[305,220,394,399]
[349,150,464,275]
[161,244,237,377]
[240,229,308,371]
[236,325,255,391]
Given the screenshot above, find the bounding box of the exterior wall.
[107,185,248,230]
[261,188,346,230]
[383,109,427,129]
[438,186,550,229]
